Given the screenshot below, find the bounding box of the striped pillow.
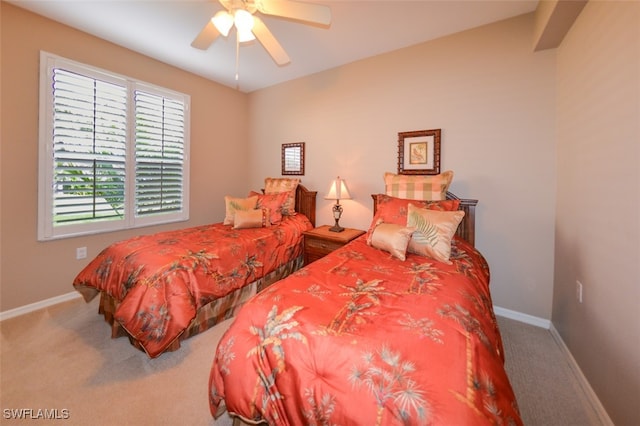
[264,177,300,215]
[384,171,454,201]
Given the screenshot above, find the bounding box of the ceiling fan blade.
[252,16,291,66]
[191,20,221,50]
[257,0,331,27]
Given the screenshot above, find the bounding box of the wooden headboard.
[444,192,477,246]
[371,191,478,247]
[295,184,317,227]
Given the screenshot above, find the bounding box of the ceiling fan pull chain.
[235,32,240,82]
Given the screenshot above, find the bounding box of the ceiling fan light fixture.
[234,9,255,32]
[212,10,233,36]
[234,9,256,43]
[192,0,332,70]
[237,28,256,43]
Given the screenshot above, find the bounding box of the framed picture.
[281,142,305,175]
[397,129,441,175]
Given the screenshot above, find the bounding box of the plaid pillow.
[264,177,300,215]
[383,171,454,201]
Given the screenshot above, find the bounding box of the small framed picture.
[281,142,305,175]
[397,129,441,175]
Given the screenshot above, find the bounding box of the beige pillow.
[383,171,454,201]
[367,220,415,261]
[264,177,300,215]
[406,203,465,264]
[233,208,270,229]
[224,195,258,225]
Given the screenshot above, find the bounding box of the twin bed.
[207,185,522,425]
[73,173,522,425]
[73,181,316,358]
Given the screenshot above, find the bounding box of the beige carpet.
[1,298,230,426]
[498,316,604,426]
[1,298,603,425]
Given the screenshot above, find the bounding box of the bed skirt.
[97,255,304,355]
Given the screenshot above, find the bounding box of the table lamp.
[324,176,352,232]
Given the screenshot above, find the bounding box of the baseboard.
[493,305,551,329]
[0,291,82,322]
[494,305,613,425]
[549,324,614,426]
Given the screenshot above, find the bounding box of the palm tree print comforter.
[73,214,312,358]
[209,235,522,425]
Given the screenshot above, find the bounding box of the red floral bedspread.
[209,236,522,425]
[73,215,312,358]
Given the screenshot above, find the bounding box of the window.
[38,52,190,240]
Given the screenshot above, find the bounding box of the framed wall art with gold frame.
[397,129,441,175]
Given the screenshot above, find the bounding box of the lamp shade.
[325,177,352,201]
[211,10,233,37]
[234,9,255,31]
[212,9,255,41]
[235,10,255,42]
[237,27,256,43]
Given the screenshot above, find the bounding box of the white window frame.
[38,51,190,241]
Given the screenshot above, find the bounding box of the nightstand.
[303,225,366,265]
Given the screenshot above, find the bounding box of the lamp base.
[330,203,345,232]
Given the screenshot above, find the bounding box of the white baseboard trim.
[549,324,614,426]
[0,291,82,322]
[494,305,612,425]
[493,305,551,329]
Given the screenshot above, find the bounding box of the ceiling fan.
[191,0,332,66]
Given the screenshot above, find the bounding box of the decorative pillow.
[223,195,258,225]
[383,171,454,201]
[233,208,270,229]
[367,220,415,261]
[406,203,465,264]
[367,194,460,239]
[248,191,288,224]
[264,177,300,215]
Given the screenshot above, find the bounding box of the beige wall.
[3,1,638,422]
[248,13,557,319]
[554,1,640,424]
[0,3,249,311]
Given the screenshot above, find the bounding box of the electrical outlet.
[576,280,583,303]
[76,247,87,260]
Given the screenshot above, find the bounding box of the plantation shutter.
[51,68,127,226]
[39,52,190,240]
[134,91,185,217]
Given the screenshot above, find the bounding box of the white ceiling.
[9,0,538,92]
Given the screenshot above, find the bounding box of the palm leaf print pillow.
[406,203,465,264]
